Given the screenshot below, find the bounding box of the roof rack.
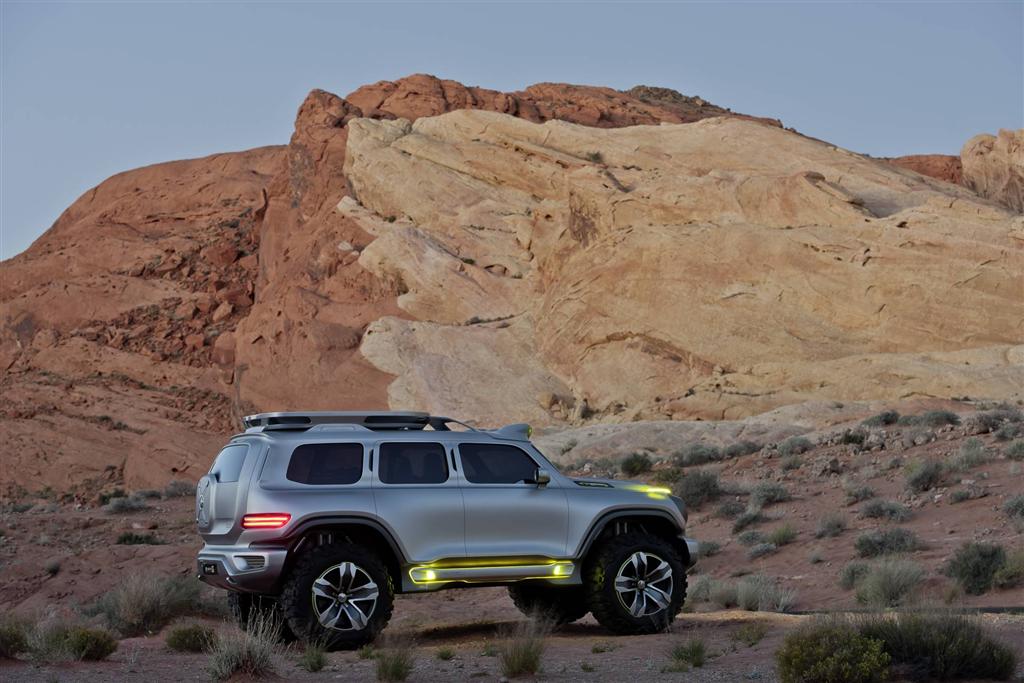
[241,411,477,432]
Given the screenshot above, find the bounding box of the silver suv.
[196,411,698,648]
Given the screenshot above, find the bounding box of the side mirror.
[531,468,551,487]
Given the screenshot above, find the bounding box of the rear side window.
[378,443,448,484]
[459,443,537,484]
[210,444,249,483]
[287,443,363,485]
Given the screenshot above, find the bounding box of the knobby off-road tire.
[279,543,394,650]
[585,532,687,635]
[507,584,590,625]
[227,592,297,642]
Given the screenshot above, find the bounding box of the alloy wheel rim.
[614,551,673,618]
[311,562,379,631]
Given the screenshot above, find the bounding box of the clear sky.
[2,1,1022,258]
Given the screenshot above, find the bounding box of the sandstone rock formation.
[887,154,962,185]
[2,75,1020,496]
[961,129,1024,213]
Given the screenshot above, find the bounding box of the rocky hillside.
[1,74,1021,496]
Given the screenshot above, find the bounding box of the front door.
[456,442,569,558]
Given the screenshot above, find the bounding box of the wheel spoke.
[629,589,646,617]
[319,602,343,628]
[615,551,673,618]
[312,561,379,631]
[614,575,634,591]
[312,578,335,600]
[349,582,379,601]
[646,560,672,584]
[645,584,671,610]
[343,602,369,630]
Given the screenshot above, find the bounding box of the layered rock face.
[343,111,1024,424]
[961,129,1024,212]
[1,74,1021,495]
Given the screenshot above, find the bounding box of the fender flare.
[573,508,688,564]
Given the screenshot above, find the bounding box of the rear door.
[457,442,569,558]
[371,441,466,562]
[196,441,258,541]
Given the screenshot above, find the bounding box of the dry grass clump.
[207,612,279,680]
[1005,440,1024,461]
[993,548,1024,589]
[736,574,797,612]
[943,541,1006,595]
[778,436,813,457]
[855,528,924,558]
[732,507,766,533]
[844,482,876,504]
[945,438,990,472]
[665,639,706,671]
[815,512,847,538]
[1003,494,1024,522]
[724,440,761,458]
[17,616,118,663]
[103,494,151,514]
[674,443,721,467]
[0,615,29,658]
[749,483,790,507]
[672,470,721,508]
[166,622,217,652]
[862,410,899,427]
[748,543,778,559]
[767,523,797,547]
[854,559,925,607]
[904,460,944,493]
[840,561,871,590]
[499,616,551,678]
[163,479,196,497]
[860,499,911,522]
[298,639,327,673]
[732,622,768,647]
[87,573,200,636]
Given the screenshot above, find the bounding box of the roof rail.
[241,411,477,432]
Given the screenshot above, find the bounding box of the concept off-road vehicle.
[196,411,698,648]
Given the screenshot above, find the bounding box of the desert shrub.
[778,436,813,457]
[738,530,766,546]
[208,612,278,680]
[855,528,923,558]
[166,623,216,653]
[750,482,791,507]
[620,452,653,477]
[724,440,761,458]
[993,549,1024,589]
[970,408,1023,434]
[498,618,549,678]
[696,540,721,558]
[651,466,682,484]
[737,574,796,612]
[0,615,28,658]
[44,559,61,576]
[732,508,766,533]
[862,410,900,427]
[668,639,706,669]
[1004,494,1024,520]
[65,627,118,661]
[163,479,195,498]
[857,611,1016,681]
[299,640,327,672]
[918,410,961,427]
[816,512,847,538]
[840,561,871,590]
[715,499,746,519]
[674,443,721,467]
[776,618,889,683]
[901,427,935,449]
[904,460,944,493]
[860,499,911,522]
[993,423,1021,441]
[672,470,721,508]
[436,646,455,661]
[841,429,867,446]
[945,438,990,472]
[780,455,802,471]
[104,494,150,514]
[709,580,739,609]
[1005,440,1024,461]
[748,543,778,559]
[855,559,925,607]
[767,524,797,547]
[116,531,163,545]
[88,573,200,636]
[135,489,162,499]
[733,622,769,647]
[944,542,1006,595]
[948,488,972,504]
[687,575,713,604]
[844,483,876,504]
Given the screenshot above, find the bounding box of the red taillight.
[242,513,291,529]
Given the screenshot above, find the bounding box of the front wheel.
[279,543,394,650]
[585,532,686,635]
[507,584,590,625]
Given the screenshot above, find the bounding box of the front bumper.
[684,537,700,567]
[196,545,288,594]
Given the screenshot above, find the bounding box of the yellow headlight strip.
[622,484,673,500]
[408,561,575,585]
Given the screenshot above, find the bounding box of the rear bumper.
[196,545,288,594]
[684,537,700,567]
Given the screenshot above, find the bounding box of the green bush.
[944,542,1006,595]
[620,452,653,477]
[651,466,682,484]
[993,424,1020,441]
[778,436,813,457]
[905,460,944,493]
[841,429,867,446]
[855,529,923,558]
[724,441,761,458]
[672,470,721,508]
[116,531,163,545]
[715,499,746,519]
[88,573,200,636]
[862,410,899,427]
[945,438,990,472]
[1005,440,1024,461]
[993,549,1024,589]
[0,616,28,658]
[776,618,889,683]
[855,560,925,607]
[857,611,1016,681]
[166,623,216,653]
[674,443,721,467]
[65,627,118,661]
[840,561,870,590]
[948,489,972,504]
[767,524,798,546]
[860,499,911,522]
[1004,494,1024,520]
[816,512,847,538]
[750,482,791,507]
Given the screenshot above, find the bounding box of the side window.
[460,443,538,484]
[210,444,249,483]
[287,443,363,485]
[378,443,448,485]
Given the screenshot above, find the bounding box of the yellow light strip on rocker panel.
[408,561,575,585]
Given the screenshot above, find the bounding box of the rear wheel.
[585,532,686,635]
[279,543,394,650]
[507,584,589,625]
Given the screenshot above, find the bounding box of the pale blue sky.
[2,1,1021,258]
